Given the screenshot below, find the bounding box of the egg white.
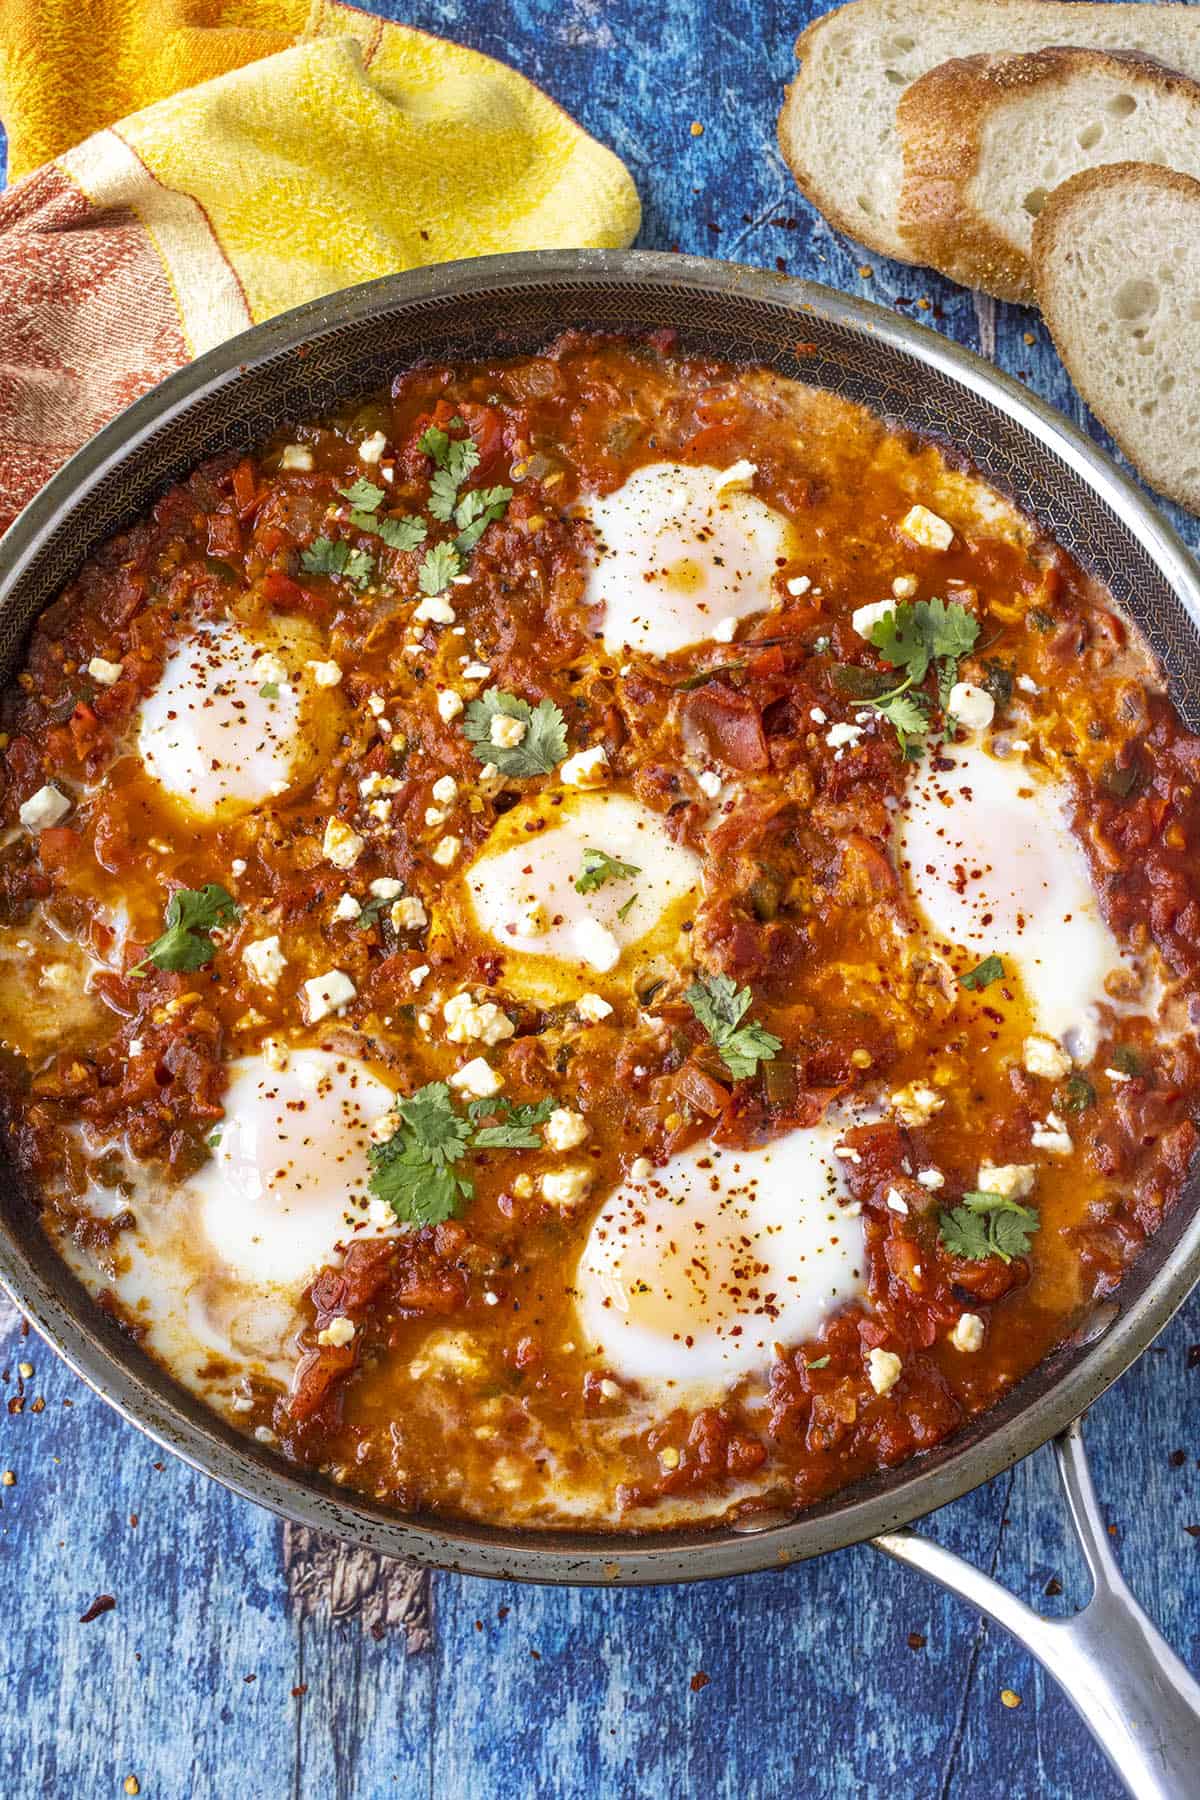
[138,618,341,819]
[581,462,794,656]
[575,1126,866,1394]
[463,789,702,1002]
[897,740,1130,1053]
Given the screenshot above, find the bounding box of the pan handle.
[872,1419,1200,1800]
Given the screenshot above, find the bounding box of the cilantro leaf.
[939,1190,1039,1265]
[1057,1072,1096,1114]
[300,536,374,589]
[428,468,460,523]
[960,954,1004,991]
[454,485,513,555]
[417,425,449,465]
[132,884,239,976]
[258,681,280,700]
[462,688,568,777]
[368,1081,474,1226]
[805,1355,831,1371]
[685,973,783,1081]
[575,848,641,895]
[869,598,978,686]
[349,509,427,551]
[616,890,639,923]
[418,540,462,597]
[340,478,386,513]
[469,1097,555,1150]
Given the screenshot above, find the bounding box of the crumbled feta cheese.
[231,859,247,877]
[577,992,613,1023]
[437,690,464,723]
[543,1108,589,1152]
[560,745,609,788]
[598,1378,621,1399]
[128,1038,144,1057]
[899,504,955,551]
[424,807,448,829]
[630,1156,653,1181]
[430,835,461,868]
[317,1317,356,1348]
[87,656,123,686]
[539,1164,593,1206]
[443,992,515,1047]
[358,431,388,464]
[489,713,527,750]
[477,761,502,792]
[851,600,896,641]
[1023,1034,1071,1080]
[461,661,492,681]
[1105,1067,1132,1083]
[713,459,757,493]
[892,574,919,599]
[242,935,287,986]
[1032,1111,1073,1155]
[978,1162,1036,1200]
[916,1168,945,1189]
[810,706,827,725]
[322,817,364,870]
[410,964,430,988]
[885,1188,909,1216]
[263,1037,290,1070]
[280,443,313,471]
[449,1057,503,1099]
[867,1347,903,1396]
[712,616,738,643]
[308,659,343,688]
[19,784,71,831]
[414,595,455,625]
[367,799,392,825]
[947,681,995,732]
[333,894,361,922]
[368,878,403,900]
[513,899,549,937]
[574,917,621,971]
[890,1082,944,1127]
[833,1144,861,1164]
[949,1313,985,1354]
[826,722,864,752]
[786,575,811,596]
[1016,674,1040,695]
[697,769,722,798]
[431,775,458,806]
[303,969,356,1023]
[390,895,428,931]
[253,651,289,688]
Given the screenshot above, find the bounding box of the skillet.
[1,249,1199,1796]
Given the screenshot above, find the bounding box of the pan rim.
[2,246,1199,1586]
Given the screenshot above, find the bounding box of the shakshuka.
[1,333,1197,1529]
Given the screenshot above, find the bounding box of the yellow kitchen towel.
[0,0,640,532]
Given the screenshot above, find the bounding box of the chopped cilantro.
[469,1097,555,1150]
[463,688,568,777]
[805,1355,830,1371]
[340,478,386,513]
[939,1190,1039,1264]
[206,1130,222,1150]
[869,597,978,686]
[418,540,462,597]
[960,954,1004,991]
[369,1083,554,1222]
[870,685,930,758]
[132,884,239,976]
[575,848,641,895]
[428,468,461,523]
[684,973,783,1081]
[1111,1045,1143,1076]
[420,425,481,521]
[354,895,389,931]
[1057,1072,1096,1114]
[349,508,427,551]
[258,681,280,700]
[455,485,513,555]
[981,659,1014,710]
[300,536,374,589]
[616,891,639,923]
[1028,608,1055,633]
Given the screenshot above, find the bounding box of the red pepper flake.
[243,1674,257,1684]
[1044,1577,1063,1597]
[530,1649,541,1661]
[1187,1345,1200,1368]
[291,1685,308,1699]
[1170,1449,1188,1468]
[906,1632,926,1651]
[1183,1525,1200,1539]
[689,1671,710,1692]
[79,1593,116,1623]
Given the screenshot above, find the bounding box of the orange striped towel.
[0,0,640,535]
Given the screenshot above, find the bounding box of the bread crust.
[897,47,1200,302]
[1033,161,1200,512]
[776,0,1200,267]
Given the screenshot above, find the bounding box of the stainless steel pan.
[2,251,1199,1796]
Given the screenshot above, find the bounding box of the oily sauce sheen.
[1,333,1198,1530]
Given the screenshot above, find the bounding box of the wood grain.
[2,3,1199,1795]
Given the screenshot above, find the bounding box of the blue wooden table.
[2,4,1199,1795]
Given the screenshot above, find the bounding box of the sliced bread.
[1033,162,1200,513]
[777,0,1200,265]
[897,48,1200,302]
